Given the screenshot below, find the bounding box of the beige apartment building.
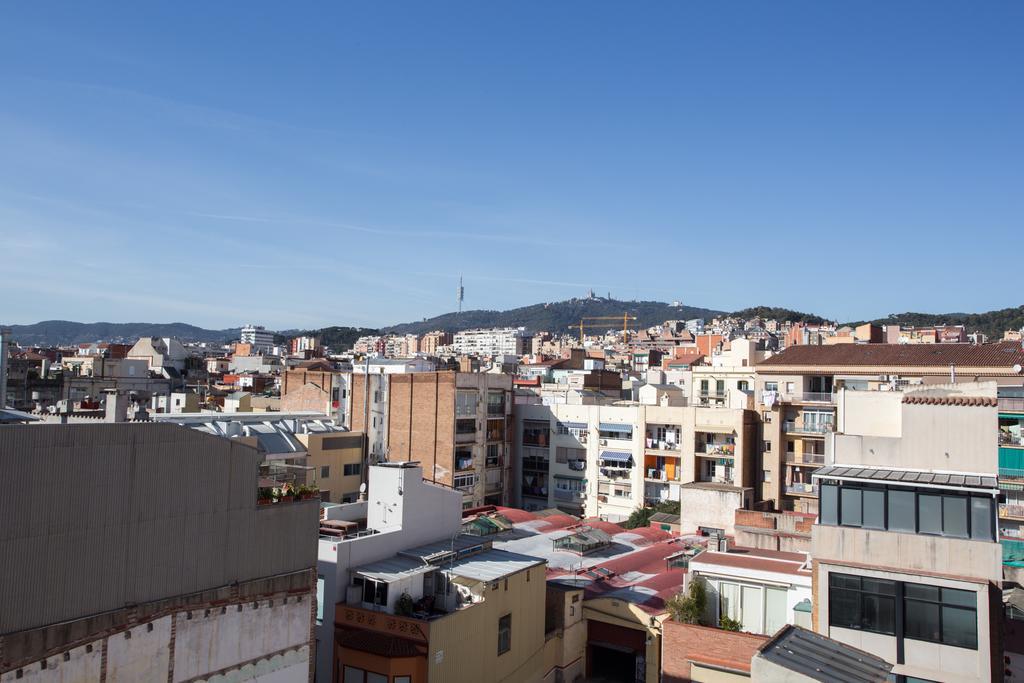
[812,385,1003,682]
[514,400,757,531]
[349,371,514,509]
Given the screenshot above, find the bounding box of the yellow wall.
[428,566,547,683]
[541,586,586,683]
[583,599,664,683]
[299,432,363,503]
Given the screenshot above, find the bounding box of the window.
[320,465,330,479]
[863,489,885,530]
[456,418,476,435]
[487,391,505,415]
[395,678,411,683]
[455,447,474,471]
[763,440,771,453]
[918,494,942,535]
[343,463,362,477]
[888,489,916,532]
[828,573,896,635]
[904,584,977,649]
[820,484,838,526]
[358,577,388,607]
[840,488,862,526]
[765,587,787,635]
[498,614,512,654]
[316,575,325,623]
[343,668,387,683]
[765,382,779,393]
[971,497,994,541]
[456,391,478,416]
[486,444,501,467]
[820,482,995,541]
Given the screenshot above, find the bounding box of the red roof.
[758,341,1024,369]
[690,547,811,577]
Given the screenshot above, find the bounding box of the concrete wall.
[679,487,748,535]
[0,423,319,634]
[812,524,1003,583]
[427,566,546,683]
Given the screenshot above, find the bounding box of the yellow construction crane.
[569,314,638,342]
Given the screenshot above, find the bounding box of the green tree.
[622,500,680,530]
[666,578,707,625]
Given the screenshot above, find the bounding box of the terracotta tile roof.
[903,395,998,406]
[758,341,1024,370]
[663,621,769,675]
[690,547,811,577]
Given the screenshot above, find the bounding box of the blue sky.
[1,2,1021,329]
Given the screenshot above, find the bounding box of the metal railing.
[783,420,834,434]
[786,483,819,496]
[784,452,825,465]
[1000,468,1024,482]
[1000,433,1024,446]
[554,489,585,502]
[782,392,835,403]
[646,438,681,452]
[999,397,1024,413]
[566,460,586,471]
[1001,503,1024,520]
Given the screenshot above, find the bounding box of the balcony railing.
[599,468,631,480]
[487,404,506,416]
[698,391,727,401]
[783,421,834,434]
[786,483,819,496]
[645,438,681,452]
[554,489,585,502]
[523,457,549,472]
[701,444,735,456]
[566,460,586,472]
[1001,468,1024,482]
[1001,433,1024,446]
[784,452,825,465]
[1001,504,1024,520]
[697,476,735,486]
[645,469,680,482]
[782,392,835,404]
[999,397,1024,413]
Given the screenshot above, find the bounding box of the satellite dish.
[1014,364,1023,374]
[359,483,367,493]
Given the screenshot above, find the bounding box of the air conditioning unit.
[600,439,608,446]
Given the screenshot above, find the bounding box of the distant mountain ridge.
[848,306,1024,340]
[4,320,237,346]
[383,297,724,336]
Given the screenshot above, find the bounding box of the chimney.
[104,389,128,423]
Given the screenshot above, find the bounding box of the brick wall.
[661,621,767,682]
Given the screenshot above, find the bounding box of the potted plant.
[302,485,320,500]
[279,483,295,502]
[258,488,273,506]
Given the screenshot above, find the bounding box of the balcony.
[1001,468,1024,483]
[645,468,680,482]
[699,443,735,457]
[554,489,585,502]
[783,420,834,435]
[522,484,548,497]
[599,468,631,480]
[1000,397,1024,413]
[786,482,819,497]
[522,456,550,473]
[645,437,681,453]
[784,452,825,466]
[1001,503,1024,521]
[1001,433,1024,447]
[487,403,506,416]
[782,392,835,404]
[566,460,586,472]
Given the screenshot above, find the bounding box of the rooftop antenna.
[457,275,464,315]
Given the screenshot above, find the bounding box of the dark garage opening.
[587,643,636,683]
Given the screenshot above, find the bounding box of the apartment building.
[755,342,1024,561]
[811,385,1003,682]
[349,371,514,509]
[316,462,464,683]
[281,358,349,423]
[240,323,275,353]
[452,327,531,357]
[514,399,757,530]
[0,422,319,682]
[420,330,453,355]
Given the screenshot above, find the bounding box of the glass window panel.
[829,589,860,630]
[830,573,860,590]
[861,578,896,596]
[720,582,740,621]
[942,496,969,538]
[820,484,838,526]
[888,489,916,532]
[765,587,787,636]
[343,667,364,683]
[971,497,994,541]
[367,675,387,683]
[862,594,895,635]
[840,487,862,526]
[918,494,942,535]
[741,585,763,634]
[905,600,941,642]
[863,489,885,530]
[904,584,939,601]
[942,606,978,649]
[941,587,976,608]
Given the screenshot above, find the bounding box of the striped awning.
[600,450,633,463]
[599,422,632,432]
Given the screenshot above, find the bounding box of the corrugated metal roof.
[755,624,892,683]
[353,556,432,582]
[814,465,997,489]
[399,534,489,562]
[447,549,545,582]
